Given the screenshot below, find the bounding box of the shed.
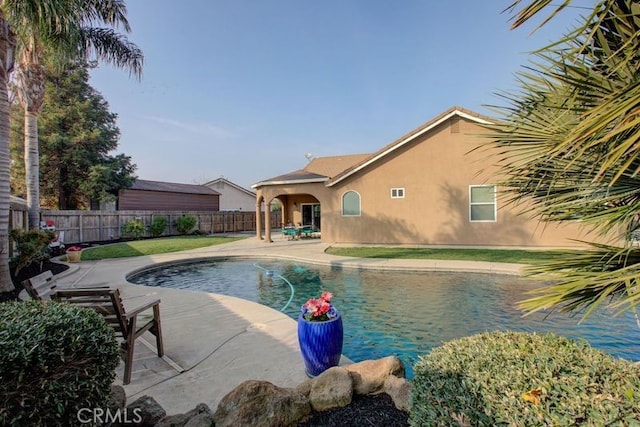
[117,179,220,211]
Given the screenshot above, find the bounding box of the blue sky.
[89,1,589,190]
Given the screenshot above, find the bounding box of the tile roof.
[130,179,220,195]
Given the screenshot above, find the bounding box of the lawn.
[79,236,245,261]
[324,247,571,264]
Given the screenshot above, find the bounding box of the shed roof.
[130,179,220,195]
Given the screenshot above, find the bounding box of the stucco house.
[252,106,602,247]
[203,177,257,211]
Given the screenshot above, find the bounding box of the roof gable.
[130,179,220,195]
[204,177,255,197]
[327,106,493,186]
[252,106,493,190]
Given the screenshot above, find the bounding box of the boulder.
[383,375,412,412]
[156,403,213,427]
[344,356,405,395]
[184,413,214,427]
[213,380,311,427]
[294,378,313,397]
[123,395,166,427]
[107,385,126,412]
[308,367,353,412]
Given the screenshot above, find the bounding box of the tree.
[0,10,16,292]
[11,61,136,210]
[0,1,141,292]
[13,0,142,230]
[488,1,640,318]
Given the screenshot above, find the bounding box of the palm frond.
[78,28,142,78]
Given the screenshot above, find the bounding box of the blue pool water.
[129,258,640,377]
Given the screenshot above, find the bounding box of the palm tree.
[0,9,16,293]
[0,0,142,293]
[488,0,640,318]
[14,0,142,230]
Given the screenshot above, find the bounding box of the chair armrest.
[124,298,161,320]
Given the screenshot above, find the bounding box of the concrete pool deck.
[52,234,524,414]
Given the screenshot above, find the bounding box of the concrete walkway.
[54,234,523,414]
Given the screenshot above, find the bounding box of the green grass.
[325,247,571,264]
[79,236,245,261]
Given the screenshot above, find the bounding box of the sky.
[88,1,591,191]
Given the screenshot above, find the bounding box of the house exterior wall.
[257,116,618,247]
[205,181,256,211]
[118,189,219,211]
[322,118,597,246]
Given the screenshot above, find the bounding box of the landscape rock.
[154,413,190,427]
[344,356,406,395]
[213,380,311,427]
[295,378,313,397]
[309,367,353,412]
[123,395,166,427]
[383,375,412,412]
[155,403,213,427]
[107,385,126,412]
[183,413,214,427]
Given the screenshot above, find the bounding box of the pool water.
[129,258,640,377]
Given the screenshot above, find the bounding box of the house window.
[391,188,405,199]
[342,191,361,216]
[470,185,496,222]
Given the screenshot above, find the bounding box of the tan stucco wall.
[256,117,620,247]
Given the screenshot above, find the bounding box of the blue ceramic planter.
[297,312,344,377]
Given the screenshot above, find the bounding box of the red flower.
[301,291,338,321]
[66,246,82,252]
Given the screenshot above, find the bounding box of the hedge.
[410,331,640,426]
[0,300,120,426]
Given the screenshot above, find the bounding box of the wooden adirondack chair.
[52,288,164,385]
[21,270,58,300]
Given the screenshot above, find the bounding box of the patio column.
[255,201,263,240]
[264,203,272,243]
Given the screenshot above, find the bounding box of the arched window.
[342,191,361,216]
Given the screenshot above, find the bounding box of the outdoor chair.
[52,288,164,385]
[21,270,58,301]
[20,270,108,301]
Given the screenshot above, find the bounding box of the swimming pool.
[129,257,640,377]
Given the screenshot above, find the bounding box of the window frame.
[341,190,361,217]
[390,188,405,199]
[469,185,497,222]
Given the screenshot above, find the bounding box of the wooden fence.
[39,210,282,244]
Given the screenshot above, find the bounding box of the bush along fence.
[38,210,282,245]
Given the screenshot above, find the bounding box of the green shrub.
[410,331,640,426]
[122,218,145,239]
[0,300,120,426]
[148,216,168,237]
[175,215,197,234]
[9,229,52,275]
